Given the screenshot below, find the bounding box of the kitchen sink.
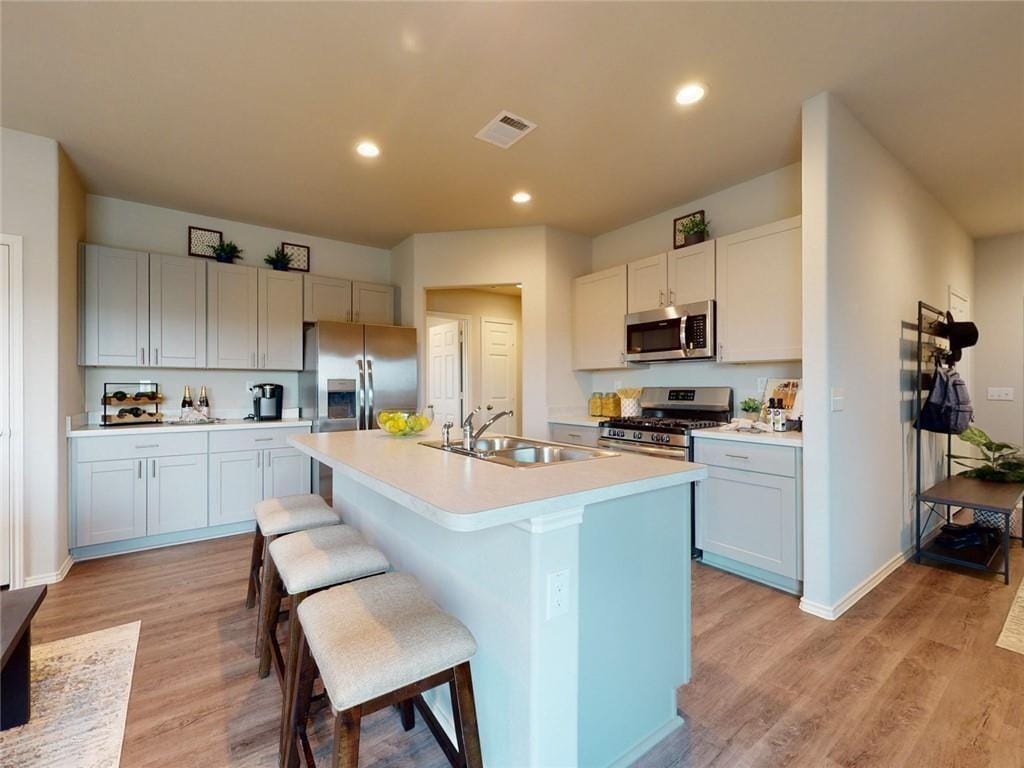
[420,436,618,468]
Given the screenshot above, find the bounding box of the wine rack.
[102,382,165,426]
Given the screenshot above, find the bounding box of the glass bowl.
[377,407,434,436]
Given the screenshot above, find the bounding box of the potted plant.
[265,246,292,271]
[740,398,762,417]
[680,216,711,246]
[951,427,1024,482]
[209,240,243,263]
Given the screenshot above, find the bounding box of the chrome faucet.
[441,419,454,448]
[472,408,515,446]
[462,405,490,450]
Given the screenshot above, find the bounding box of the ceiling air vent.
[475,111,537,149]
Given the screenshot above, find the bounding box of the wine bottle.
[198,385,209,417]
[181,385,194,410]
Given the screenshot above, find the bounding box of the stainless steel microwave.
[624,300,716,362]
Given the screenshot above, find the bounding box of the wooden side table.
[1,585,47,730]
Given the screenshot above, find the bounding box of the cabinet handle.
[137,460,142,479]
[140,347,145,365]
[257,452,262,468]
[135,443,159,449]
[725,453,750,460]
[658,290,665,307]
[154,348,159,366]
[568,433,582,439]
[254,437,274,442]
[261,352,267,368]
[152,459,157,478]
[251,352,256,368]
[669,290,675,305]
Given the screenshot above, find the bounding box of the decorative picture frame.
[188,226,223,258]
[280,242,310,272]
[672,209,706,249]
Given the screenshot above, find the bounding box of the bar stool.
[244,494,339,611]
[283,572,482,768]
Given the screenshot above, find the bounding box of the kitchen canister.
[620,398,641,417]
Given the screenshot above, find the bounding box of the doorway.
[426,314,469,427]
[1,234,24,588]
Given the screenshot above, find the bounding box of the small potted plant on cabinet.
[265,246,293,271]
[210,240,243,263]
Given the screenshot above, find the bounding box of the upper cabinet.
[573,265,628,371]
[352,281,395,325]
[207,262,259,369]
[627,241,716,313]
[716,216,801,363]
[150,253,207,368]
[258,269,303,370]
[303,274,352,323]
[80,244,150,366]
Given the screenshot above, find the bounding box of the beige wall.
[801,93,975,614]
[427,289,523,428]
[973,232,1024,444]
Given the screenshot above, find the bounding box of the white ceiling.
[3,2,1021,247]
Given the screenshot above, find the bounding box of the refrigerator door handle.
[356,359,366,430]
[366,359,375,430]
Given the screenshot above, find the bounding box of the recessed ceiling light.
[356,141,380,158]
[511,191,532,204]
[675,83,706,106]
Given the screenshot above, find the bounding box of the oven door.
[624,301,715,362]
[596,438,690,460]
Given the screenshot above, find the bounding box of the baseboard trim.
[24,553,74,586]
[605,716,683,768]
[799,549,911,620]
[71,521,254,562]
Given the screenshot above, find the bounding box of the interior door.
[428,320,463,426]
[258,269,303,370]
[0,243,10,585]
[364,325,418,426]
[480,317,518,434]
[150,253,207,368]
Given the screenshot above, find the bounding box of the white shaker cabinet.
[352,281,395,325]
[149,253,207,368]
[303,274,352,323]
[666,241,716,306]
[79,244,150,366]
[716,216,802,363]
[626,253,668,313]
[146,454,209,534]
[573,265,628,370]
[74,459,148,546]
[258,269,303,370]
[208,450,263,525]
[207,262,259,369]
[263,447,312,499]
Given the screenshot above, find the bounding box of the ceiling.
[3,2,1022,248]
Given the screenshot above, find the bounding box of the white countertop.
[68,417,312,438]
[289,430,706,532]
[692,425,804,448]
[547,415,605,428]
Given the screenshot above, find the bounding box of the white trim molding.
[1,234,25,588]
[24,554,74,587]
[799,549,911,620]
[513,507,584,534]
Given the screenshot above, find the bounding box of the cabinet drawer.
[549,424,600,448]
[694,438,795,477]
[208,426,310,453]
[75,432,208,463]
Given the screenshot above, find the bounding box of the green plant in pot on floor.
[951,426,1024,482]
[265,246,292,271]
[210,240,243,263]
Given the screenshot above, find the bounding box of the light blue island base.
[333,474,692,768]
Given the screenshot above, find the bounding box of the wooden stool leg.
[332,706,362,768]
[452,662,483,768]
[283,630,317,768]
[257,554,283,676]
[279,591,307,760]
[399,699,415,732]
[245,527,264,609]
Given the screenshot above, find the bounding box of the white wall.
[87,195,391,283]
[801,93,975,616]
[973,232,1024,445]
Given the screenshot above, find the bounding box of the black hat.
[937,311,979,354]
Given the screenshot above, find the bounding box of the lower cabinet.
[209,447,311,526]
[147,454,209,534]
[549,423,601,447]
[75,459,148,546]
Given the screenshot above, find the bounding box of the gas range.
[597,387,732,458]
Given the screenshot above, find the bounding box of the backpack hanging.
[915,364,974,435]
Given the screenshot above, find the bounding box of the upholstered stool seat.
[254,493,338,536]
[270,526,390,597]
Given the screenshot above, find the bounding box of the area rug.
[997,577,1024,655]
[0,621,140,768]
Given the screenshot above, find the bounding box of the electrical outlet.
[546,569,570,619]
[830,387,845,412]
[987,387,1015,402]
[245,380,254,394]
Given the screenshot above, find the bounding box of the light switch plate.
[830,387,845,412]
[987,387,1015,401]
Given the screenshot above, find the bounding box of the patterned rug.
[997,576,1024,655]
[0,621,140,767]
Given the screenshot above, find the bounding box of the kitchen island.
[289,430,705,768]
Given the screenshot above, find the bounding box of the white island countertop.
[692,425,804,447]
[289,430,706,532]
[68,417,312,438]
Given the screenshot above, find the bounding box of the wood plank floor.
[31,534,1024,767]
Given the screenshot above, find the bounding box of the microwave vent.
[475,111,537,149]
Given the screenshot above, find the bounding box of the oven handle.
[597,438,691,460]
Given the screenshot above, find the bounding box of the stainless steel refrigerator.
[300,322,418,499]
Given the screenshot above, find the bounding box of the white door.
[303,274,352,323]
[208,450,262,525]
[948,287,971,385]
[352,281,395,325]
[81,244,150,366]
[627,253,668,313]
[480,317,518,434]
[208,262,258,369]
[258,269,303,370]
[0,242,10,585]
[75,459,148,546]
[667,241,716,305]
[573,265,628,370]
[147,454,208,534]
[428,320,463,426]
[262,448,312,499]
[150,253,207,368]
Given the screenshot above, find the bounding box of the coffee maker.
[250,383,283,421]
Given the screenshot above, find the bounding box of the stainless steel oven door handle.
[356,360,366,430]
[679,313,689,356]
[597,438,690,460]
[366,360,374,429]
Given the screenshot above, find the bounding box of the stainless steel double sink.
[420,436,618,468]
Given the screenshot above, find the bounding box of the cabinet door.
[716,216,802,362]
[81,244,149,366]
[666,241,715,306]
[626,253,667,313]
[573,266,628,370]
[150,253,207,368]
[147,454,208,534]
[303,274,352,323]
[696,466,798,578]
[207,262,258,369]
[208,450,262,525]
[352,281,395,325]
[258,269,303,370]
[262,448,311,499]
[75,459,147,546]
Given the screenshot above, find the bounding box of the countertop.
[692,425,804,448]
[289,430,706,532]
[68,417,312,438]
